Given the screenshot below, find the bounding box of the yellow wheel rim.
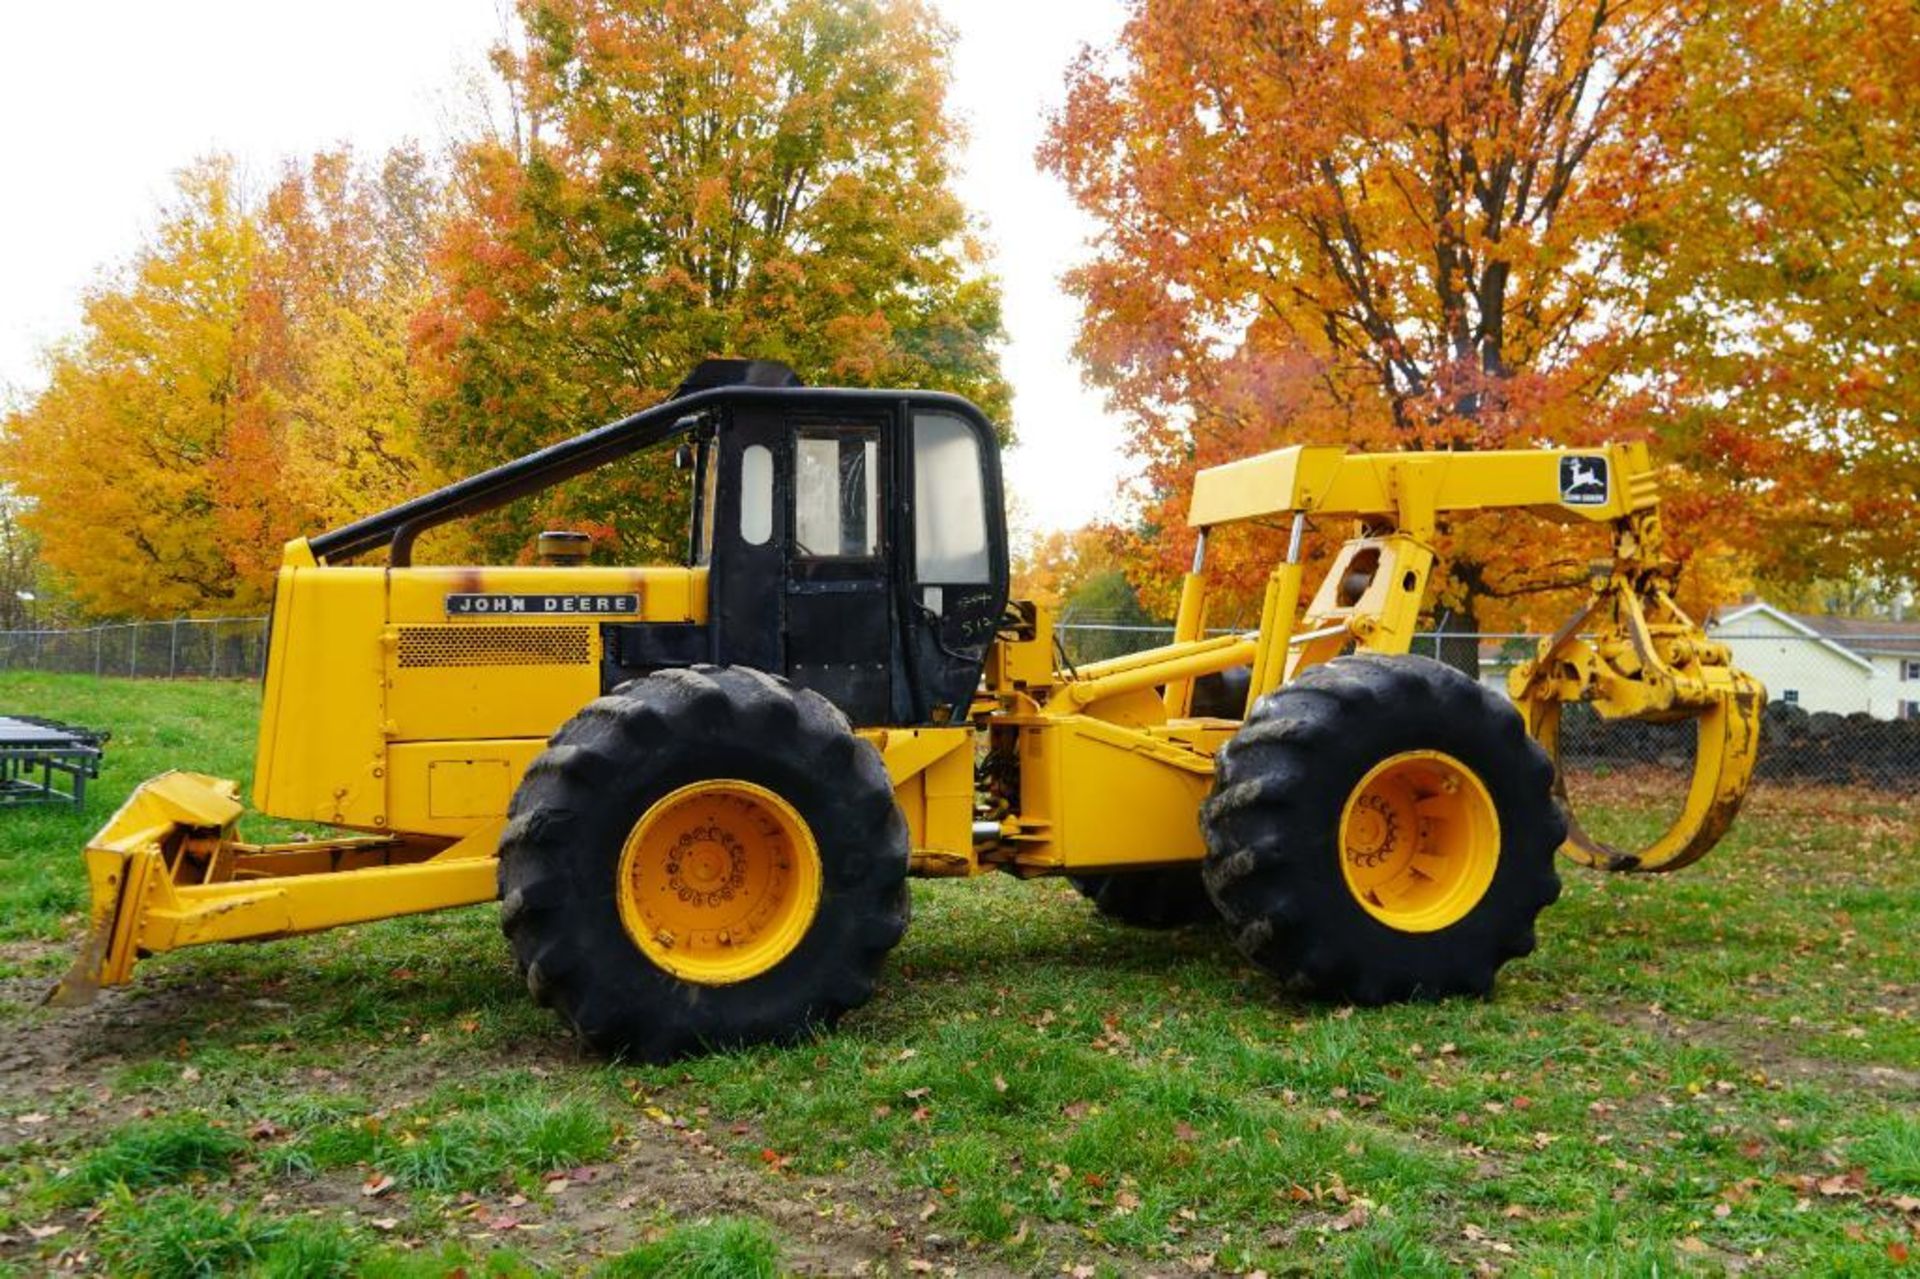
[1337,750,1499,933]
[616,780,822,985]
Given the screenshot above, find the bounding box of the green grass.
[598,1217,780,1278]
[51,1113,247,1203]
[262,1086,614,1193]
[0,672,1916,1275]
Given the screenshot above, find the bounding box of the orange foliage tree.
[417,0,1009,563]
[3,151,448,616]
[1011,524,1125,611]
[1045,0,1917,628]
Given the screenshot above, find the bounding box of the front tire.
[1201,654,1562,1004]
[498,666,910,1061]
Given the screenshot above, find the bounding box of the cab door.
[900,404,1008,723]
[783,416,895,724]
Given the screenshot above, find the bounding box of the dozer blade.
[1522,670,1765,874]
[47,772,505,1007]
[47,771,244,1006]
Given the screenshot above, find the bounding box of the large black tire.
[1201,653,1563,1004]
[1068,867,1218,929]
[498,665,910,1061]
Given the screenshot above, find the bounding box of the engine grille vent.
[396,625,593,669]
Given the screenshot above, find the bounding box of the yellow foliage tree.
[3,151,452,616]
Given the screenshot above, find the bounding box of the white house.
[1709,601,1920,721]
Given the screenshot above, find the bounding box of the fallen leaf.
[361,1173,396,1198]
[369,1217,400,1231]
[1328,1203,1369,1232]
[16,1113,49,1127]
[26,1224,64,1241]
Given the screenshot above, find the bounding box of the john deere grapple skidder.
[52,361,1764,1060]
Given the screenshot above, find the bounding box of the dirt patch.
[0,967,1102,1276]
[1598,1001,1920,1095]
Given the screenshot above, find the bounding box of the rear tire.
[1069,869,1218,928]
[1201,654,1562,1003]
[498,666,910,1061]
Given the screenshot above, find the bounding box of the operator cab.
[308,360,1008,728]
[607,371,1007,724]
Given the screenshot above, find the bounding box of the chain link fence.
[0,614,1913,787]
[0,618,270,680]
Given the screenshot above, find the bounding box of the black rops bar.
[308,393,710,565]
[305,374,984,566]
[311,358,811,564]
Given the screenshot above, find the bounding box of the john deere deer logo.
[1559,455,1608,506]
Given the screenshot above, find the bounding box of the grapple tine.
[1510,510,1766,875]
[1525,670,1764,873]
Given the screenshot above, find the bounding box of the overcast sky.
[0,0,1132,534]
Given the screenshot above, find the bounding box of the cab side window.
[911,411,990,583]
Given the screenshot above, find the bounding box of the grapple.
[1508,512,1765,873]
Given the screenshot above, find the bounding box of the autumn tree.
[418,0,1009,563]
[5,161,267,616]
[3,151,447,616]
[1046,0,1918,630]
[249,148,456,575]
[1631,0,1920,595]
